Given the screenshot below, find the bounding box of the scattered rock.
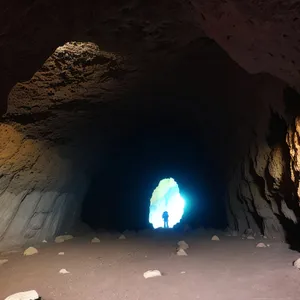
[180,271,186,274]
[176,248,188,256]
[211,235,220,241]
[91,237,100,243]
[55,236,65,243]
[143,270,162,279]
[246,235,255,240]
[23,247,38,256]
[0,259,8,265]
[58,252,65,255]
[119,234,126,240]
[59,268,70,274]
[4,290,39,300]
[256,242,267,248]
[293,258,300,269]
[55,235,74,243]
[42,239,47,243]
[177,240,189,250]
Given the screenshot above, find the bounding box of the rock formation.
[0,0,300,250]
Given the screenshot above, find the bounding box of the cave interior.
[2,1,300,298]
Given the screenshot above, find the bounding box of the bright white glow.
[149,178,185,229]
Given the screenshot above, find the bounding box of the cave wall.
[1,0,300,249]
[0,124,88,250]
[0,42,137,250]
[226,89,300,241]
[1,0,300,115]
[1,36,283,248]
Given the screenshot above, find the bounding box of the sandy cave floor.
[1,230,300,300]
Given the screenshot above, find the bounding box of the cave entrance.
[149,177,185,229]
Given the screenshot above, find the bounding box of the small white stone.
[211,235,220,241]
[91,237,100,243]
[143,270,162,279]
[4,290,39,300]
[180,271,186,274]
[119,234,126,240]
[59,268,70,274]
[42,239,47,243]
[23,247,38,256]
[293,258,300,269]
[256,242,267,248]
[177,248,188,256]
[263,235,268,239]
[177,240,189,250]
[58,252,65,255]
[0,259,8,266]
[246,235,255,240]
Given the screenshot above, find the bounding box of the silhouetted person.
[162,211,169,228]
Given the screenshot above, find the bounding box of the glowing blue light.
[149,178,185,229]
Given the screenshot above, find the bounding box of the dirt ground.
[1,230,300,300]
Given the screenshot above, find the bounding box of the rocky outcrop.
[0,42,132,250]
[227,96,300,244]
[1,0,300,116]
[0,124,88,250]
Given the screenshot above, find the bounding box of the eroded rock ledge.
[227,90,300,243]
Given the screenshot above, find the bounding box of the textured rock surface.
[0,122,88,250]
[0,42,133,250]
[0,0,300,251]
[1,0,300,116]
[226,92,300,243]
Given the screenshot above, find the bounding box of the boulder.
[55,234,74,243]
[293,258,300,269]
[4,290,39,300]
[23,247,38,256]
[256,242,267,248]
[59,268,70,274]
[211,235,220,241]
[143,270,162,279]
[0,259,8,265]
[91,237,100,243]
[176,248,188,256]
